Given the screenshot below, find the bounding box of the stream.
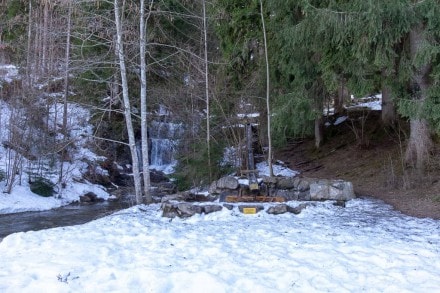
[0,200,133,240]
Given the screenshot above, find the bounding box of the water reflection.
[0,200,133,240]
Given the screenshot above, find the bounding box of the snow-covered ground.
[0,65,110,214]
[0,99,110,214]
[0,199,439,292]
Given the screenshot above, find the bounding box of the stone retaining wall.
[160,175,355,219]
[209,175,355,202]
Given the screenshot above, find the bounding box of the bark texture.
[405,24,433,169]
[114,0,143,203]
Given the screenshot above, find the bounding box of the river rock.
[161,202,204,218]
[176,203,203,218]
[266,204,289,215]
[79,192,103,203]
[150,169,168,183]
[309,179,355,201]
[161,202,178,218]
[203,205,223,214]
[289,203,313,214]
[223,203,234,210]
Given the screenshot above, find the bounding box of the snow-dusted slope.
[0,65,109,214]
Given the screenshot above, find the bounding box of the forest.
[0,0,439,206]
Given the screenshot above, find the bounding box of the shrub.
[30,177,55,197]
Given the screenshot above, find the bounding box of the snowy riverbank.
[1,199,439,292]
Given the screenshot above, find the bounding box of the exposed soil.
[275,111,440,220]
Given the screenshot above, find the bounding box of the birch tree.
[58,0,73,187]
[140,0,152,203]
[202,0,212,181]
[114,0,143,203]
[259,0,273,177]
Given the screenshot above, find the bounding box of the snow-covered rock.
[310,179,355,201]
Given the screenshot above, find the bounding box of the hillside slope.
[276,111,440,219]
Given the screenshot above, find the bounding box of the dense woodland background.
[0,0,439,203]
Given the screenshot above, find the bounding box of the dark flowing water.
[0,200,133,240]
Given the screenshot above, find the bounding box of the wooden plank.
[225,195,286,203]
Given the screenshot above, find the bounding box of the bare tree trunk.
[34,6,42,78]
[202,0,212,181]
[26,1,33,87]
[260,0,273,177]
[42,1,49,76]
[406,119,432,169]
[381,84,396,126]
[62,1,72,136]
[334,79,347,115]
[114,0,143,204]
[5,151,22,194]
[314,116,324,149]
[406,24,433,170]
[140,0,152,203]
[59,0,72,186]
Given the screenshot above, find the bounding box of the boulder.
[288,203,313,214]
[79,192,103,203]
[297,191,311,201]
[276,177,296,189]
[216,176,239,190]
[273,189,298,201]
[161,202,178,218]
[208,181,218,194]
[267,204,289,215]
[161,202,203,218]
[161,202,222,218]
[203,205,223,214]
[154,182,176,195]
[261,175,277,186]
[309,179,355,201]
[149,169,168,183]
[223,203,234,210]
[176,203,203,218]
[296,178,311,192]
[333,200,346,207]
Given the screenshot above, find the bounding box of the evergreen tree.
[267,0,440,168]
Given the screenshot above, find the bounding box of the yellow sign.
[242,207,257,214]
[249,183,259,191]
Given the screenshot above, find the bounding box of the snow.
[0,64,19,84]
[1,199,439,292]
[0,100,110,214]
[334,115,348,125]
[348,93,382,111]
[325,93,382,116]
[150,162,177,175]
[0,65,110,214]
[257,161,299,177]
